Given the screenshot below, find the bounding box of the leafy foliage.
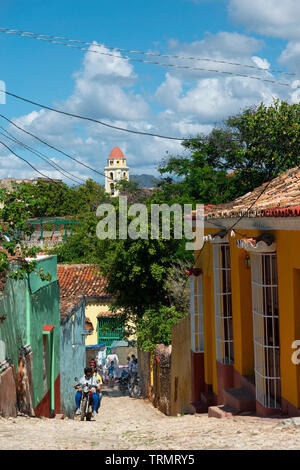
[159,99,300,204]
[136,305,186,352]
[0,185,45,280]
[19,178,107,217]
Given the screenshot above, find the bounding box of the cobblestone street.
[1,385,300,450]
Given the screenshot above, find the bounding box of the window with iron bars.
[213,243,234,365]
[251,252,281,409]
[190,275,204,353]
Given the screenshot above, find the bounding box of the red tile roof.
[57,264,110,316]
[108,146,125,159]
[187,167,300,221]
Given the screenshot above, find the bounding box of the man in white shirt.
[74,367,100,417]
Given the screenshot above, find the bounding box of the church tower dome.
[104,147,130,196]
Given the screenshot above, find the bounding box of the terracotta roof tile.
[203,166,300,220]
[108,146,125,159]
[57,264,110,316]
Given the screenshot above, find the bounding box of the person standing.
[128,354,136,378]
[105,349,119,379]
[90,360,103,412]
[108,361,115,387]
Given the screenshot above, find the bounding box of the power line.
[0,139,56,181]
[0,113,114,182]
[0,125,86,184]
[0,90,187,141]
[0,28,299,89]
[0,127,86,185]
[1,27,300,79]
[227,178,274,232]
[8,29,300,77]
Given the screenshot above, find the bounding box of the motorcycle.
[128,374,141,398]
[74,377,94,421]
[118,370,129,394]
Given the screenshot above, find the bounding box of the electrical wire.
[0,90,187,141]
[227,177,274,232]
[0,127,86,185]
[0,139,55,181]
[0,114,114,182]
[1,27,300,81]
[189,171,276,272]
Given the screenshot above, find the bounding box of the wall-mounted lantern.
[244,255,251,269]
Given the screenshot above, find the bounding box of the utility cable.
[0,125,86,184]
[0,90,187,141]
[227,177,274,232]
[0,127,86,185]
[0,28,298,89]
[1,27,300,79]
[0,140,55,181]
[188,170,276,274]
[0,114,114,182]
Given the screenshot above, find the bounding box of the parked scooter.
[74,377,94,421]
[128,374,141,398]
[118,370,129,394]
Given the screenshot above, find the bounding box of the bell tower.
[104,147,129,197]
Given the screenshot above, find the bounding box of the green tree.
[159,99,300,204]
[19,178,107,218]
[136,305,185,352]
[0,185,50,281]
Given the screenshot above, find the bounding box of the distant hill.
[130,174,159,188]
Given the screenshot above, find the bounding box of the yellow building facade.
[85,301,112,346]
[187,166,300,417]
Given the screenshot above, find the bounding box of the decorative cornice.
[204,232,229,244]
[236,234,276,253]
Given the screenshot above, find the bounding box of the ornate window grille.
[190,275,204,353]
[213,243,234,364]
[251,252,281,409]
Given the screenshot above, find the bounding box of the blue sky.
[0,0,299,184]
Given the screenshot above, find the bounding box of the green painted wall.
[0,275,27,367]
[29,256,58,294]
[0,255,60,415]
[29,280,60,409]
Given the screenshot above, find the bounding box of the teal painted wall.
[29,256,58,294]
[29,280,60,409]
[0,275,27,367]
[0,255,61,415]
[60,297,86,417]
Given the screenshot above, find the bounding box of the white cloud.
[228,0,300,39]
[170,32,264,59]
[154,33,283,126]
[278,41,300,72]
[3,32,297,183]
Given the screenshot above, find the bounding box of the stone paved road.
[0,385,300,450]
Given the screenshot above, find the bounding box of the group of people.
[74,353,139,417]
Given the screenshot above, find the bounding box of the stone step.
[223,386,256,413]
[208,405,235,419]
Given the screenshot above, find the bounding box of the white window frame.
[251,252,281,409]
[190,275,204,353]
[213,241,234,365]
